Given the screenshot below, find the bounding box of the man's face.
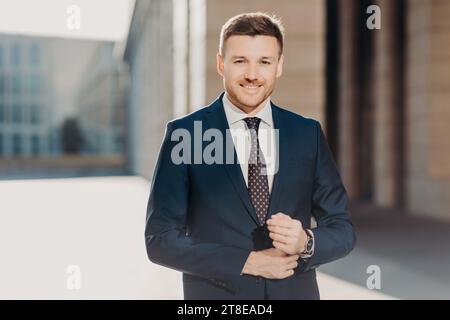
[217,35,284,114]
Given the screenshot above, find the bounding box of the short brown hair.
[219,12,285,58]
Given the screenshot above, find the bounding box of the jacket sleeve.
[144,121,251,293]
[301,121,356,271]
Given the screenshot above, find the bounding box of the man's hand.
[241,248,299,279]
[267,213,308,255]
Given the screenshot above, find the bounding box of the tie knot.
[244,117,261,131]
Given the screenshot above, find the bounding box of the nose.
[244,63,259,82]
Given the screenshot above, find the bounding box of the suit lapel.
[203,94,259,225]
[266,103,288,219]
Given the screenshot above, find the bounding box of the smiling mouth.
[240,84,262,89]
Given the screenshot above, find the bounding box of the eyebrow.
[230,56,275,60]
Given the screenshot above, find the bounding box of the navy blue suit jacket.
[145,93,356,299]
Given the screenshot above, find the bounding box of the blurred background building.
[0,35,55,157]
[77,42,128,156]
[0,35,126,176]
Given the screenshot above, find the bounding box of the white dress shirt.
[222,93,278,193]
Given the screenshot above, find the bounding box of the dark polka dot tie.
[244,117,270,226]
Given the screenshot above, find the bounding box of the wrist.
[242,251,259,276]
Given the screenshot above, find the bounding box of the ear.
[276,54,284,78]
[216,53,224,77]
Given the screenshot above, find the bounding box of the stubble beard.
[226,83,274,113]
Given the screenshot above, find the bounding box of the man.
[145,12,356,300]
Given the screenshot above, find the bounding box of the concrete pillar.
[372,0,404,207]
[337,0,359,198]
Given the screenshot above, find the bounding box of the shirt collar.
[222,93,273,127]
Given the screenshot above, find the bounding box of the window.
[0,133,3,155]
[11,44,21,66]
[13,134,22,155]
[12,75,21,94]
[30,104,40,124]
[115,134,124,153]
[30,74,41,94]
[0,46,3,65]
[29,44,40,65]
[31,135,40,155]
[12,104,22,123]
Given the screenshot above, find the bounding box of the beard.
[225,81,275,112]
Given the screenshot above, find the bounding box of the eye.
[234,60,244,64]
[261,60,271,65]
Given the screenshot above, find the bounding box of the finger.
[273,241,297,256]
[263,247,286,256]
[269,213,291,223]
[271,212,291,219]
[285,260,299,270]
[272,240,289,253]
[269,232,291,244]
[267,218,294,229]
[269,220,304,237]
[281,269,295,279]
[286,254,300,263]
[267,225,292,237]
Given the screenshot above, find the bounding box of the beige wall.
[428,0,450,179]
[406,0,450,221]
[204,0,326,124]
